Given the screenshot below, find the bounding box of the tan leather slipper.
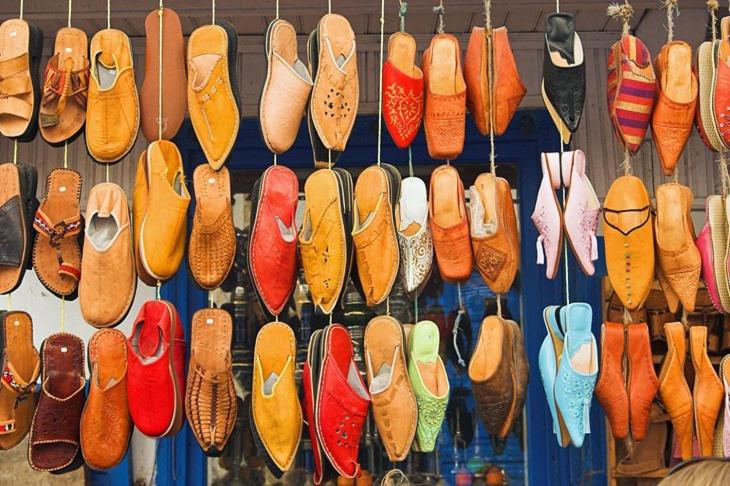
[189,164,235,290]
[32,169,83,298]
[39,27,89,146]
[0,311,40,451]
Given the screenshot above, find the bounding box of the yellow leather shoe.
[603,176,654,310]
[86,28,139,163]
[299,169,349,314]
[251,321,302,477]
[137,140,190,283]
[353,164,399,307]
[690,325,724,457]
[132,151,155,287]
[187,23,240,170]
[654,183,701,312]
[364,315,417,461]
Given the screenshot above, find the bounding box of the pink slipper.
[532,152,563,279]
[563,150,599,276]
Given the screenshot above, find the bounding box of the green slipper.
[407,320,450,452]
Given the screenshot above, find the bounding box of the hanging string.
[60,296,65,332]
[328,312,333,325]
[63,142,68,169]
[67,0,73,27]
[607,1,635,36]
[663,0,678,42]
[107,0,111,29]
[6,294,11,311]
[719,152,730,198]
[708,0,719,42]
[413,295,418,323]
[407,146,414,177]
[19,0,23,19]
[434,0,445,34]
[276,0,280,19]
[212,0,216,24]
[622,307,632,325]
[398,1,408,32]
[156,280,161,300]
[561,143,571,311]
[496,294,502,317]
[376,0,386,166]
[328,0,331,15]
[620,147,632,176]
[12,141,18,164]
[453,283,466,366]
[158,0,164,141]
[208,291,213,308]
[484,0,496,175]
[386,297,390,316]
[556,0,560,13]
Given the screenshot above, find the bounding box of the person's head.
[659,457,730,485]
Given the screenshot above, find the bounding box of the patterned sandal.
[32,168,83,298]
[0,311,40,451]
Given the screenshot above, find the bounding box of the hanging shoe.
[690,325,724,457]
[720,354,730,457]
[697,195,730,313]
[259,19,313,154]
[382,32,424,149]
[538,305,570,447]
[396,177,433,296]
[602,175,654,310]
[470,172,520,294]
[654,183,701,312]
[651,41,697,175]
[554,303,598,448]
[607,35,656,155]
[626,322,659,441]
[531,153,563,280]
[563,150,599,277]
[541,13,585,143]
[595,322,629,440]
[658,322,693,460]
[696,36,726,152]
[714,18,730,149]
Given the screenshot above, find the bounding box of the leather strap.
[40,54,90,128]
[602,205,652,236]
[33,209,82,282]
[32,377,85,445]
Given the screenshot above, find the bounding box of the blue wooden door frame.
[91,110,607,485]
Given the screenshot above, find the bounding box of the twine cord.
[608,1,634,36]
[720,152,730,198]
[556,0,560,13]
[414,295,418,322]
[156,280,161,300]
[63,142,68,168]
[484,0,496,174]
[67,0,73,27]
[708,0,719,42]
[623,307,632,325]
[620,147,632,176]
[496,294,502,317]
[663,0,679,42]
[434,1,445,34]
[398,1,408,32]
[19,0,23,20]
[6,294,11,311]
[376,0,385,166]
[13,140,18,164]
[212,0,216,24]
[158,1,164,141]
[560,143,571,321]
[328,0,331,14]
[107,0,111,30]
[60,296,65,332]
[276,0,280,20]
[408,146,414,177]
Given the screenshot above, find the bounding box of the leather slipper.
[260,19,312,154]
[0,310,39,451]
[39,27,89,146]
[32,168,83,299]
[310,14,358,152]
[382,31,423,149]
[141,8,186,142]
[185,309,236,455]
[189,164,235,290]
[0,162,37,294]
[28,333,85,472]
[0,18,44,142]
[80,329,130,470]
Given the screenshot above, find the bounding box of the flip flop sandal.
[39,27,89,146]
[0,162,37,294]
[0,18,44,142]
[185,309,237,456]
[0,311,40,451]
[32,168,83,299]
[28,332,85,472]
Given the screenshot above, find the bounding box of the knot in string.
[607,2,634,36]
[398,1,408,32]
[708,0,719,42]
[620,148,633,176]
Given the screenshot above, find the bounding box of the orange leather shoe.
[86,28,139,163]
[651,41,697,176]
[187,22,240,170]
[79,183,136,328]
[469,173,519,294]
[626,322,659,441]
[603,176,654,310]
[464,27,525,137]
[423,33,466,160]
[595,322,629,440]
[429,164,472,282]
[135,141,190,284]
[352,165,400,306]
[654,183,701,312]
[690,325,724,456]
[658,322,693,460]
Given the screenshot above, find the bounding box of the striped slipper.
[607,35,656,155]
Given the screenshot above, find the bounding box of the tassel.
[583,398,591,434]
[590,234,598,261]
[536,236,545,265]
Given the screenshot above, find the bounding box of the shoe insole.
[364,316,402,388]
[429,35,464,96]
[95,51,118,89]
[472,174,498,235]
[432,166,463,228]
[191,308,232,375]
[320,14,355,68]
[55,27,87,75]
[254,322,294,397]
[664,43,694,104]
[194,164,228,225]
[398,177,427,236]
[269,20,298,66]
[411,322,448,397]
[89,330,126,390]
[570,341,596,375]
[0,313,36,423]
[300,169,340,242]
[656,185,687,252]
[354,166,388,231]
[88,213,119,250]
[468,316,503,382]
[44,334,83,400]
[388,32,419,78]
[0,19,31,135]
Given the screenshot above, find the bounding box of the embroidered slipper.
[39,27,89,146]
[32,168,83,299]
[0,18,44,142]
[28,333,85,472]
[383,31,423,149]
[0,311,39,451]
[0,163,37,294]
[140,8,186,142]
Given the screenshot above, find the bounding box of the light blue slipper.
[538,305,570,447]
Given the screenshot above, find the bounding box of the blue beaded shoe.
[554,302,598,447]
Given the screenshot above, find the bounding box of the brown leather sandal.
[32,168,83,298]
[0,311,40,450]
[39,27,89,146]
[184,309,236,455]
[28,332,85,472]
